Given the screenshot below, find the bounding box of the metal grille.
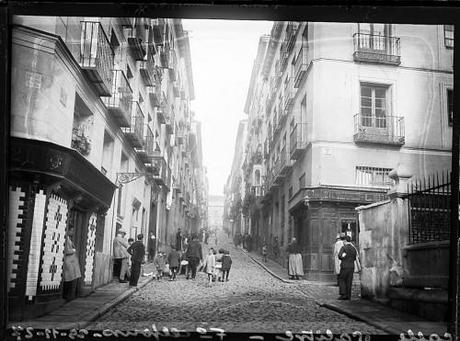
[355,166,393,186]
[406,171,451,244]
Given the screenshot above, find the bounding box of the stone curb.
[239,248,293,284]
[317,302,399,335]
[61,274,157,330]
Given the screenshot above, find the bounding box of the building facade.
[8,16,206,320]
[239,22,453,281]
[208,195,225,234]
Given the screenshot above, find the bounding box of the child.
[215,249,224,282]
[262,244,268,262]
[203,248,216,284]
[179,253,189,277]
[168,247,180,281]
[221,250,233,282]
[153,251,166,281]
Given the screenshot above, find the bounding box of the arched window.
[254,169,261,186]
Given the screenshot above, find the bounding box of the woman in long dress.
[286,237,304,280]
[63,226,81,301]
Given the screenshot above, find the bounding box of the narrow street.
[88,232,384,334]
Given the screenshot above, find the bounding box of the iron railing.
[79,21,114,96]
[406,171,451,244]
[103,70,133,127]
[354,113,405,146]
[139,48,156,86]
[290,122,308,159]
[294,47,308,88]
[283,76,295,112]
[353,33,401,65]
[124,19,146,60]
[122,101,145,148]
[148,84,161,107]
[251,185,264,197]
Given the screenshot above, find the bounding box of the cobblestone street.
[88,233,385,334]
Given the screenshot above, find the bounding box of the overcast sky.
[182,19,273,196]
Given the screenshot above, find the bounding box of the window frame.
[360,82,390,128]
[355,166,393,187]
[444,25,454,49]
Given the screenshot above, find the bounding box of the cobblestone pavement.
[88,233,385,334]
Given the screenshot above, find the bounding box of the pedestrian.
[179,252,189,276]
[127,234,145,287]
[286,237,304,280]
[262,244,268,262]
[176,228,182,252]
[168,246,180,281]
[185,233,203,279]
[63,226,81,301]
[148,233,156,262]
[273,237,280,260]
[221,250,233,282]
[113,228,130,283]
[333,233,346,286]
[154,251,166,281]
[203,248,216,284]
[215,248,224,281]
[338,236,358,300]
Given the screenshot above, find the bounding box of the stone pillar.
[387,164,413,199]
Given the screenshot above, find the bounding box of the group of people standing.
[113,229,146,287]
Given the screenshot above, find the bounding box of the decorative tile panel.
[84,213,97,285]
[8,187,26,292]
[39,194,68,291]
[25,190,46,301]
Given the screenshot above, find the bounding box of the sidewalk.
[10,262,157,330]
[242,247,447,336]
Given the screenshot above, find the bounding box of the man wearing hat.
[113,228,130,283]
[333,233,346,285]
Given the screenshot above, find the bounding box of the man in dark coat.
[127,234,145,287]
[338,236,357,300]
[185,234,202,279]
[175,228,182,251]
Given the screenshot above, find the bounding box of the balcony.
[152,156,171,188]
[147,84,161,107]
[122,102,145,148]
[286,23,298,53]
[138,49,156,86]
[251,185,265,197]
[103,70,133,127]
[136,125,155,163]
[79,22,114,97]
[353,113,405,146]
[353,33,401,66]
[294,47,308,88]
[290,123,308,160]
[273,158,285,184]
[124,21,147,60]
[279,147,293,176]
[283,77,295,112]
[159,46,170,68]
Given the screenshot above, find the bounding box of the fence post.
[387,165,412,199]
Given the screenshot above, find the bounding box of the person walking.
[113,228,130,283]
[154,251,166,280]
[185,233,203,279]
[63,226,81,301]
[333,233,346,286]
[127,234,145,287]
[221,250,233,282]
[167,246,180,281]
[203,248,216,284]
[176,228,182,252]
[262,244,268,262]
[148,233,156,262]
[286,237,304,280]
[338,235,357,300]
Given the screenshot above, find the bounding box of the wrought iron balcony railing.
[294,47,309,89]
[139,48,156,86]
[152,156,171,188]
[103,70,133,127]
[279,147,293,176]
[137,125,155,163]
[290,122,309,160]
[148,83,161,107]
[353,33,401,65]
[251,185,265,197]
[283,77,295,112]
[353,113,405,146]
[79,21,114,97]
[124,20,147,60]
[122,101,145,148]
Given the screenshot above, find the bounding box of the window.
[360,84,388,128]
[356,166,393,186]
[444,25,454,48]
[447,89,454,126]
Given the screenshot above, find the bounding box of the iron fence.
[406,171,451,244]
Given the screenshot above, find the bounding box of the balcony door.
[358,23,391,52]
[360,84,388,129]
